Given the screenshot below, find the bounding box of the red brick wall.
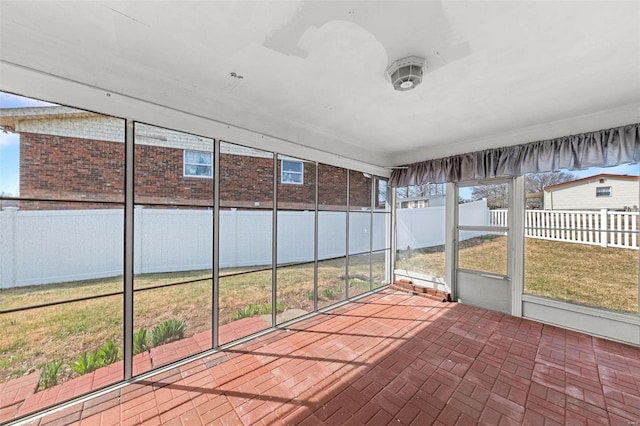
[318,164,347,210]
[19,133,375,210]
[219,153,273,208]
[135,144,213,206]
[277,161,316,210]
[20,133,125,204]
[349,170,373,210]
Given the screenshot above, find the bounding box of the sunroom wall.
[0,78,391,423]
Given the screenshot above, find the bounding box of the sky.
[0,92,56,196]
[0,90,638,198]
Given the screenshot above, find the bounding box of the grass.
[457,235,508,276]
[232,302,287,320]
[524,238,638,313]
[396,244,446,278]
[0,255,386,383]
[397,235,639,314]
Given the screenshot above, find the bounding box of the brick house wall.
[136,144,213,206]
[276,160,316,210]
[20,132,125,207]
[349,170,372,210]
[219,153,272,209]
[318,163,347,210]
[19,133,377,210]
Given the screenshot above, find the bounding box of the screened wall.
[0,91,391,422]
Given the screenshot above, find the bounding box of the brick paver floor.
[0,317,269,424]
[13,289,640,425]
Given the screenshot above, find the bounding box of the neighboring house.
[0,107,379,210]
[525,192,544,209]
[543,174,639,211]
[397,194,445,209]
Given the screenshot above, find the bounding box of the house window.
[184,150,213,178]
[281,160,303,184]
[596,186,611,197]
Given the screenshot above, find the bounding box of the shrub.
[232,302,287,320]
[321,288,337,300]
[233,304,261,320]
[71,350,105,375]
[133,328,150,355]
[38,360,62,390]
[71,339,121,376]
[97,339,120,365]
[151,319,186,347]
[348,278,369,288]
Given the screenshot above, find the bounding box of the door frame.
[446,177,525,315]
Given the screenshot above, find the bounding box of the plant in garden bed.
[97,339,120,365]
[232,305,260,320]
[321,288,337,300]
[133,328,150,355]
[71,350,105,375]
[38,359,62,390]
[275,301,287,314]
[348,278,369,288]
[232,302,287,320]
[151,319,186,346]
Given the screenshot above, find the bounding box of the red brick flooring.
[11,289,640,425]
[0,317,268,424]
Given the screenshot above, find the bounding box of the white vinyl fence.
[396,199,491,250]
[397,202,640,253]
[6,202,633,288]
[0,208,384,288]
[490,208,639,249]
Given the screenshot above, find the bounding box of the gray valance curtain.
[389,123,640,187]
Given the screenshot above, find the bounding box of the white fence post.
[600,208,608,248]
[0,207,17,289]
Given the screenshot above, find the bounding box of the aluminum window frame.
[281,159,304,185]
[184,149,214,178]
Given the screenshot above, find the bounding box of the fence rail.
[490,209,639,249]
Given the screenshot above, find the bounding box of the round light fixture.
[386,56,426,92]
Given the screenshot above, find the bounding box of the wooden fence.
[490,209,639,249]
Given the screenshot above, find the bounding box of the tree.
[525,171,576,194]
[525,171,576,209]
[395,183,446,199]
[470,183,509,208]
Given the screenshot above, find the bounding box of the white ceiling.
[1,1,639,168]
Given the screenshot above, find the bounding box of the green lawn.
[397,236,639,314]
[0,255,383,383]
[524,238,638,313]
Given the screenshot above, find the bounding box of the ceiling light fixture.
[385,56,426,91]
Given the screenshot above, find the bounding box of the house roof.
[544,174,640,192]
[398,194,446,203]
[1,2,639,169]
[0,106,96,131]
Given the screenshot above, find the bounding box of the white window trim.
[281,160,304,185]
[183,150,213,179]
